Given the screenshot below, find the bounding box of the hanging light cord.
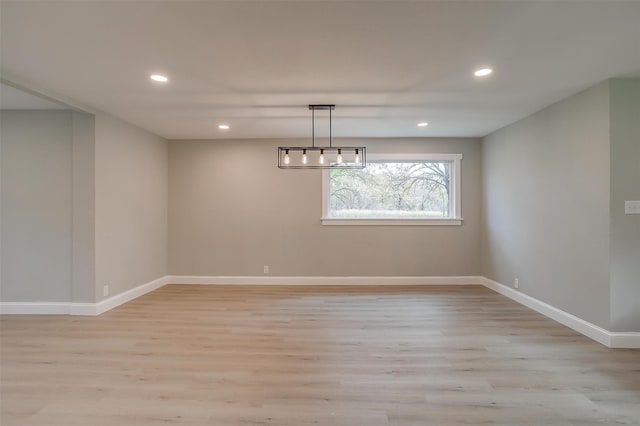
[312,107,315,148]
[329,107,332,148]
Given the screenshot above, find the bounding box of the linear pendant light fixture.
[278,105,366,169]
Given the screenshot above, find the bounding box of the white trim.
[92,275,169,315]
[481,277,640,349]
[2,275,638,348]
[321,218,463,226]
[453,156,462,221]
[68,303,97,316]
[321,153,463,225]
[609,333,640,349]
[166,275,483,286]
[481,277,610,346]
[0,302,72,315]
[0,276,170,316]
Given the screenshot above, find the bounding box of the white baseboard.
[165,275,483,286]
[0,302,72,315]
[0,276,480,316]
[3,275,638,348]
[481,277,640,349]
[609,333,640,349]
[92,275,169,315]
[68,303,97,316]
[1,276,170,316]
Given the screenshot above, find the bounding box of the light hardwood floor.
[1,285,639,425]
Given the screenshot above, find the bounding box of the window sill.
[321,218,463,226]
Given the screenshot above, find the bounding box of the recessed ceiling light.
[150,74,169,82]
[417,122,429,127]
[218,124,230,130]
[474,68,493,77]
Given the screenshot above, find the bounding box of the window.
[322,153,462,225]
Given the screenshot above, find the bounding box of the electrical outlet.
[514,278,519,289]
[625,200,640,215]
[263,265,270,275]
[103,285,109,297]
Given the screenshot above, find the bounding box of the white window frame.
[321,153,463,226]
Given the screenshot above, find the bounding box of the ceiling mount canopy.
[278,105,366,169]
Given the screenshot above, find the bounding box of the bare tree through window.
[328,161,452,218]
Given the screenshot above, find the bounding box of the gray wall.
[1,106,171,304]
[95,114,168,300]
[71,111,96,302]
[609,79,640,332]
[169,138,481,277]
[1,110,74,302]
[481,82,611,329]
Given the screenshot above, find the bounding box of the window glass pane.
[328,161,452,219]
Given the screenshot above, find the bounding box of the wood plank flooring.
[1,285,639,425]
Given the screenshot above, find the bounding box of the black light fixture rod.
[312,107,315,148]
[329,107,332,147]
[308,105,335,110]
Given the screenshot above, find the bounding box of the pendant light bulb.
[354,149,360,164]
[302,149,308,164]
[319,149,325,164]
[337,149,343,164]
[284,149,290,165]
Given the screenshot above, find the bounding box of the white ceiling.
[1,1,639,139]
